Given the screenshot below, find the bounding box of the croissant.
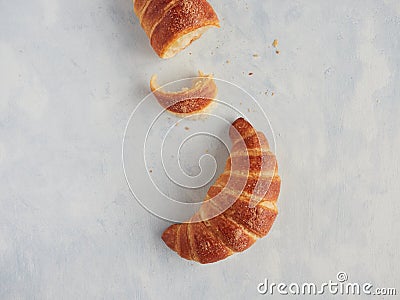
[133,0,220,58]
[150,71,217,115]
[162,118,281,264]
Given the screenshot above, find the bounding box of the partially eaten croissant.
[150,71,217,116]
[162,118,281,264]
[133,0,220,58]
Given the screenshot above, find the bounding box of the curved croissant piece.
[150,71,217,116]
[162,118,281,264]
[133,0,220,58]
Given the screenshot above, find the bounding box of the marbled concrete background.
[1,0,399,299]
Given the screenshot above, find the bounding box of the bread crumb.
[275,50,280,54]
[149,169,153,173]
[184,126,190,130]
[248,72,253,76]
[226,60,230,64]
[272,39,279,48]
[271,92,275,96]
[253,54,259,57]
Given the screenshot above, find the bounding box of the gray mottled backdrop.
[0,0,399,299]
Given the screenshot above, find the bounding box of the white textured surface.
[1,0,400,299]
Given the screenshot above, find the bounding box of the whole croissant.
[162,118,281,264]
[133,0,220,58]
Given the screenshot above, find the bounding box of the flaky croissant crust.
[162,118,281,264]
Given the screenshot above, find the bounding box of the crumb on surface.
[271,92,275,96]
[272,39,279,48]
[253,54,259,57]
[226,60,230,64]
[275,50,280,54]
[149,169,153,173]
[248,108,251,112]
[184,126,190,130]
[248,72,253,76]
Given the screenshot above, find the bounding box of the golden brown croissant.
[150,71,217,115]
[133,0,220,58]
[162,118,281,264]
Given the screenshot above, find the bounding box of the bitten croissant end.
[162,118,281,264]
[133,0,220,58]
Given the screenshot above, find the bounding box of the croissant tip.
[231,117,249,130]
[233,117,246,123]
[162,225,179,252]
